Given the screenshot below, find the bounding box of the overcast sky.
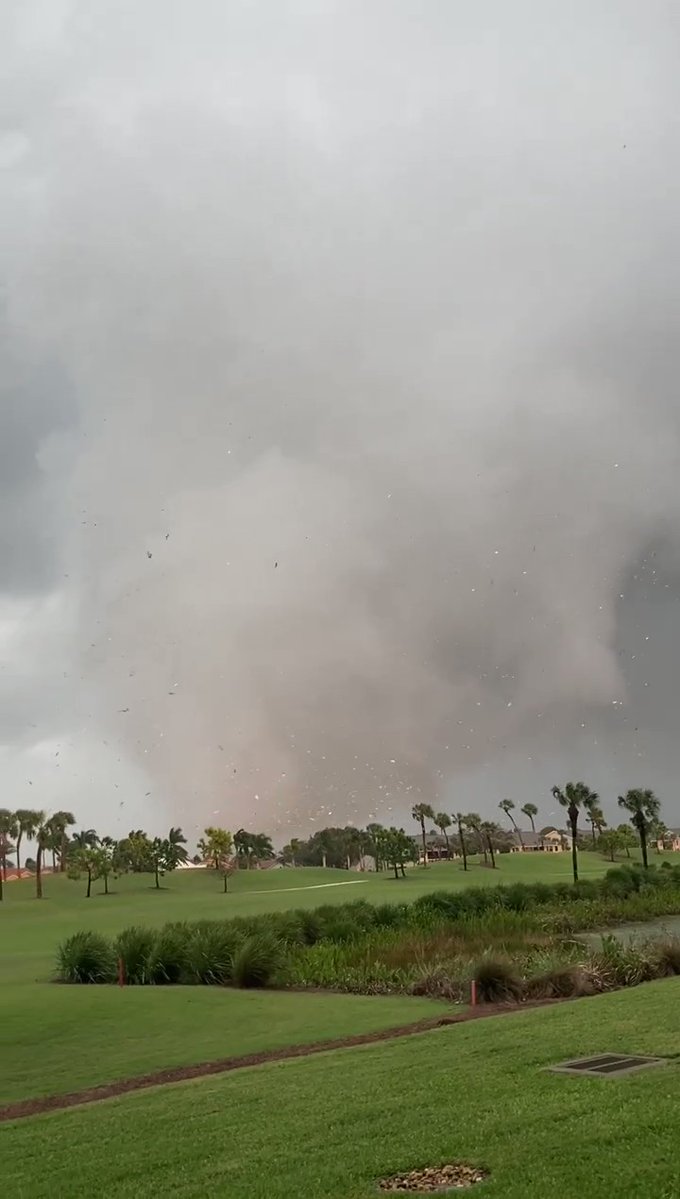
[2,0,680,844]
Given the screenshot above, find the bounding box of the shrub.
[57,931,116,984]
[501,883,533,912]
[473,956,523,1003]
[408,962,461,1001]
[145,924,191,984]
[655,937,680,976]
[184,924,239,985]
[292,910,322,945]
[526,965,594,999]
[231,933,283,988]
[115,926,156,985]
[373,902,408,928]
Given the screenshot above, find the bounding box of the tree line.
[0,784,667,899]
[0,810,275,900]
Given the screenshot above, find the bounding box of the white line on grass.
[245,880,371,896]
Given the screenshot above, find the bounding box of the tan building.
[509,827,572,853]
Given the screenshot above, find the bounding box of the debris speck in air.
[165,533,170,540]
[146,551,152,559]
[118,708,129,714]
[274,561,278,568]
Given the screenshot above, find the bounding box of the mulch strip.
[0,997,559,1124]
[379,1163,489,1191]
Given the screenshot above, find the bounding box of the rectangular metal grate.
[548,1053,665,1078]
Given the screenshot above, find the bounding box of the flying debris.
[146,551,153,559]
[118,708,130,714]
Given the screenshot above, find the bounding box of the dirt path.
[0,1000,555,1124]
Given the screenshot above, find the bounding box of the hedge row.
[55,863,680,986]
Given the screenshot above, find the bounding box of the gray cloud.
[2,0,680,835]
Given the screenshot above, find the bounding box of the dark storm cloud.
[2,0,680,831]
[0,344,77,594]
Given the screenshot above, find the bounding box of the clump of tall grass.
[56,931,117,984]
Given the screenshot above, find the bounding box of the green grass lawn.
[2,851,648,986]
[0,985,444,1107]
[6,979,680,1198]
[1,850,666,1125]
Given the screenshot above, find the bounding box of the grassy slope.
[1,852,664,1117]
[1,852,644,984]
[7,979,680,1198]
[0,987,443,1107]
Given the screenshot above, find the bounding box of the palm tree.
[465,813,484,862]
[411,803,435,866]
[452,813,469,871]
[71,828,99,852]
[433,813,452,857]
[46,810,76,872]
[32,812,48,899]
[480,821,501,869]
[0,810,18,886]
[14,809,42,873]
[583,795,606,846]
[168,827,189,864]
[618,788,661,870]
[552,782,597,883]
[288,837,301,867]
[520,803,538,841]
[499,798,523,848]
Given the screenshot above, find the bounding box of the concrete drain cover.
[548,1053,665,1078]
[378,1163,489,1192]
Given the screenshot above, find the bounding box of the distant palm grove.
[0,781,668,900]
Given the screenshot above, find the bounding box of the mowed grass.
[6,979,680,1198]
[1,852,639,985]
[0,986,444,1107]
[0,852,661,1114]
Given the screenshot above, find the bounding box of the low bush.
[56,931,116,984]
[183,923,239,985]
[655,937,680,976]
[232,933,283,988]
[473,956,523,1003]
[147,923,191,984]
[115,925,157,985]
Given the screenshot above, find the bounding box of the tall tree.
[282,837,301,867]
[46,811,76,872]
[499,798,523,847]
[618,788,661,870]
[168,827,189,863]
[552,782,597,882]
[453,812,469,871]
[615,823,638,859]
[68,846,108,898]
[433,813,452,856]
[14,809,42,873]
[411,803,435,866]
[70,828,99,853]
[520,803,538,839]
[583,796,606,846]
[147,836,181,889]
[33,813,49,899]
[366,823,386,871]
[598,828,622,863]
[380,827,416,879]
[197,827,234,891]
[465,813,484,862]
[480,821,501,869]
[0,810,18,887]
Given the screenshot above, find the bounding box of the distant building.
[508,827,572,854]
[659,828,680,852]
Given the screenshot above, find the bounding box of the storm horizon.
[3,0,680,843]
